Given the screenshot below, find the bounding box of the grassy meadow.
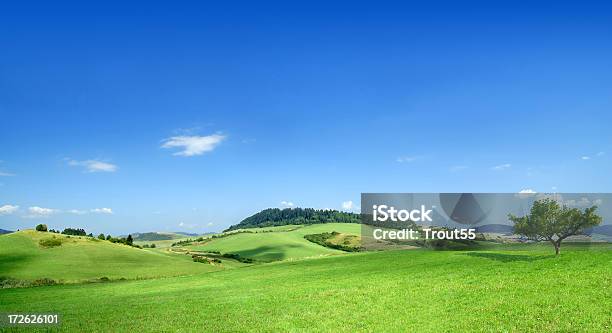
[0,230,222,283]
[0,225,610,332]
[1,243,610,332]
[186,223,360,262]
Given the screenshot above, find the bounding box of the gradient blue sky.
[1,1,611,234]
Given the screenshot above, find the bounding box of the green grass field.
[0,230,222,283]
[1,243,610,332]
[186,223,361,262]
[1,225,610,332]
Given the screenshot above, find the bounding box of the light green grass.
[186,223,361,262]
[133,237,192,248]
[0,230,223,283]
[1,243,610,332]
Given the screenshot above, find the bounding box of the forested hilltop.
[225,208,360,231]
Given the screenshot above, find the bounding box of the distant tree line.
[225,208,360,231]
[34,224,143,248]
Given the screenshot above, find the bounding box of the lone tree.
[508,198,602,255]
[35,224,48,232]
[126,234,133,246]
[98,233,106,240]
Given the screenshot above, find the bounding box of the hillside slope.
[0,230,222,283]
[1,244,609,331]
[187,223,361,262]
[225,208,359,231]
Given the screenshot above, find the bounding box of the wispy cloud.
[0,204,19,215]
[491,163,511,171]
[178,222,197,229]
[581,152,605,160]
[24,206,57,218]
[280,201,295,208]
[91,208,113,214]
[341,200,354,210]
[396,156,420,163]
[0,171,15,177]
[68,159,118,173]
[68,209,87,215]
[161,134,226,157]
[518,189,536,194]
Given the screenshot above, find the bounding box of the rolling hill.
[225,207,359,231]
[0,230,222,284]
[475,224,514,234]
[1,243,609,331]
[187,223,361,262]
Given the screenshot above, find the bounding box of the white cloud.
[25,206,57,218]
[91,208,113,214]
[396,156,419,163]
[161,134,226,157]
[280,201,295,208]
[580,152,605,160]
[207,222,214,227]
[491,163,511,171]
[0,204,19,215]
[178,222,197,229]
[0,171,15,176]
[518,189,536,194]
[68,159,118,173]
[342,200,354,210]
[68,209,87,215]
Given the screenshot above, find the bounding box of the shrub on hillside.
[39,237,63,248]
[221,253,254,263]
[31,278,57,287]
[35,224,48,232]
[304,232,361,252]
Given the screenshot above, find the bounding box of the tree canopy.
[508,198,602,255]
[225,208,360,231]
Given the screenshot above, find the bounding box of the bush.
[39,237,62,248]
[31,278,57,287]
[35,224,48,232]
[221,253,255,263]
[304,232,361,252]
[0,277,29,289]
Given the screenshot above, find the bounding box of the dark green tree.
[106,235,112,240]
[98,233,105,240]
[35,224,48,232]
[508,198,602,255]
[126,234,133,246]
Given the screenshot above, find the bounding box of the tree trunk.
[554,241,560,255]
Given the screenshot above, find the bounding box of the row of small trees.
[35,224,137,247]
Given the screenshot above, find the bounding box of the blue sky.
[1,1,611,234]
